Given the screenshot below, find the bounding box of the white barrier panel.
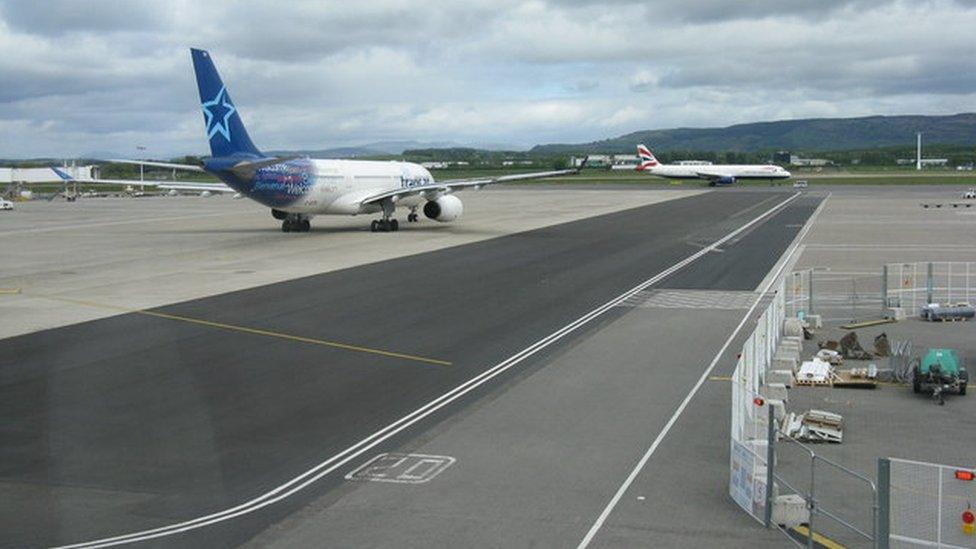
[730,280,785,523]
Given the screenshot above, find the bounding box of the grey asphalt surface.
[0,190,814,548]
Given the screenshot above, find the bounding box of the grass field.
[432,167,976,186]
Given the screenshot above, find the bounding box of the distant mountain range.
[69,113,976,162]
[531,113,976,154]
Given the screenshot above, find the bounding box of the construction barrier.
[730,280,785,523]
[881,458,976,548]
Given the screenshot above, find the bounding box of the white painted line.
[0,211,242,236]
[805,244,976,251]
[56,192,801,549]
[576,192,828,549]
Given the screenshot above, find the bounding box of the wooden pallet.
[795,377,833,387]
[833,370,877,388]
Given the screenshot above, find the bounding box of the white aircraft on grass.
[72,48,582,232]
[634,144,790,186]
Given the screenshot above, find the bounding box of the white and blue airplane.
[635,144,790,186]
[74,48,583,232]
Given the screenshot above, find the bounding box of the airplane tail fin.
[190,48,262,159]
[636,144,658,171]
[51,167,74,181]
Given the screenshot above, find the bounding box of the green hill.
[531,113,976,154]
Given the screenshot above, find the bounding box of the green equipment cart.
[913,348,968,404]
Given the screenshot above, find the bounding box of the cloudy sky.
[2,0,975,158]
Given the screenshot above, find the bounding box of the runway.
[0,189,817,548]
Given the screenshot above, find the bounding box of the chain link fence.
[881,458,976,548]
[731,276,879,546]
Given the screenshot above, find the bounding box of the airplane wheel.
[391,219,399,231]
[301,220,311,232]
[282,221,291,232]
[370,220,379,232]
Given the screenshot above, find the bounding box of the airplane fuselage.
[640,164,791,181]
[208,158,434,215]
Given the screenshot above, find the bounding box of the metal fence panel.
[886,262,976,317]
[887,457,976,548]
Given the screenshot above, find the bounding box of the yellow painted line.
[791,525,847,549]
[709,375,733,381]
[29,293,452,367]
[0,288,21,295]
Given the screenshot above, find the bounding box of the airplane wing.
[692,170,727,181]
[50,167,234,193]
[360,162,586,207]
[106,159,206,172]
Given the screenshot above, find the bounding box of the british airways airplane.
[634,144,790,186]
[81,48,583,233]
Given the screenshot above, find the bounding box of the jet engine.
[423,195,463,222]
[710,176,735,186]
[271,208,288,220]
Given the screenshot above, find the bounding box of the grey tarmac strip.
[0,190,801,548]
[244,196,821,549]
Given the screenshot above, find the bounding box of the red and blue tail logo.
[636,144,658,171]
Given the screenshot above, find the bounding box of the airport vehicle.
[793,180,808,188]
[913,348,967,404]
[0,198,13,210]
[76,49,581,233]
[963,188,976,199]
[635,144,791,186]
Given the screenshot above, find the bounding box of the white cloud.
[0,0,974,157]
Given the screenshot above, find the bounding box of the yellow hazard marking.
[28,293,452,367]
[791,525,847,549]
[0,288,21,295]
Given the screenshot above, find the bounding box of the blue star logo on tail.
[201,85,236,142]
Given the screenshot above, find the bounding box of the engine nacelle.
[423,195,463,222]
[271,208,288,220]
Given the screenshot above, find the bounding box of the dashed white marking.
[618,289,757,310]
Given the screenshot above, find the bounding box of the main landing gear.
[370,197,401,232]
[407,207,419,223]
[370,219,399,232]
[281,217,311,232]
